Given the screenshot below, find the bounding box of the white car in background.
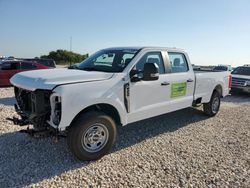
[231,65,250,93]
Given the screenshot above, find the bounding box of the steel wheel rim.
[212,97,220,113]
[81,123,109,153]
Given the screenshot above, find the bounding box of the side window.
[168,53,189,73]
[21,62,36,70]
[136,52,165,74]
[1,63,12,70]
[1,62,20,70]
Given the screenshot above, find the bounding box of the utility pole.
[70,36,72,51]
[70,36,72,66]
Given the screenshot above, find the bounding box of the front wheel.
[203,91,221,116]
[67,112,117,161]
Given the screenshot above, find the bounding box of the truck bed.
[194,70,226,73]
[194,70,230,103]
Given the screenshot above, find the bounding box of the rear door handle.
[161,81,170,86]
[187,79,194,82]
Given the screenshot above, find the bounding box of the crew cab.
[231,64,250,93]
[10,47,231,160]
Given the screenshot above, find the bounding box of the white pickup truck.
[10,47,231,160]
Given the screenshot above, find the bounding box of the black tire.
[203,91,221,117]
[67,112,117,161]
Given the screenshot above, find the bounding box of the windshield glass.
[232,67,250,76]
[76,49,139,72]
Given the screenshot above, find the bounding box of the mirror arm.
[131,76,141,82]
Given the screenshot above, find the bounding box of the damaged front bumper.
[8,87,62,136]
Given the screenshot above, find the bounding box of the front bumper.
[231,86,250,93]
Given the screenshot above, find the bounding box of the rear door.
[163,52,195,109]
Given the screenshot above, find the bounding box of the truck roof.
[104,46,186,53]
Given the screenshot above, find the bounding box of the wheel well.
[214,84,223,96]
[70,103,121,127]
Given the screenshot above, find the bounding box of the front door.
[127,51,172,123]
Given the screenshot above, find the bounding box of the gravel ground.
[0,87,250,187]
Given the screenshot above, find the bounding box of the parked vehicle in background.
[0,60,50,87]
[0,56,17,62]
[213,65,232,72]
[231,64,250,93]
[10,47,231,160]
[22,58,56,68]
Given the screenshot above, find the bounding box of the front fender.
[52,75,127,131]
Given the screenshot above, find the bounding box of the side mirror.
[143,63,159,81]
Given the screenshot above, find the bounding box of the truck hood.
[10,68,114,91]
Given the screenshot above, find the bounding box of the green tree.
[41,49,88,65]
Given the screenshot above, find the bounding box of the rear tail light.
[229,75,232,88]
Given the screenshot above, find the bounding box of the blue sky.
[0,0,249,66]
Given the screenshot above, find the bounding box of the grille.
[232,77,249,87]
[14,87,51,115]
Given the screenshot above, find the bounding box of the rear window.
[36,59,56,67]
[23,59,56,67]
[232,67,250,76]
[21,62,37,70]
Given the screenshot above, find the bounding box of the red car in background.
[0,60,50,87]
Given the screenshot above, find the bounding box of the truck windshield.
[232,67,250,76]
[76,49,139,73]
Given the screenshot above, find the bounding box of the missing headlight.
[50,94,62,126]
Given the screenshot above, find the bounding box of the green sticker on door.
[171,82,187,98]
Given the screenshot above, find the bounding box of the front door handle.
[161,81,170,86]
[187,79,194,82]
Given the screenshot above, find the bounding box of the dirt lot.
[0,87,250,187]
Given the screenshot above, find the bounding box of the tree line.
[41,49,89,65]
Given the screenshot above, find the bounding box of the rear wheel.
[203,91,221,116]
[67,112,117,161]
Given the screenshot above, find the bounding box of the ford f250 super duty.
[10,47,231,160]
